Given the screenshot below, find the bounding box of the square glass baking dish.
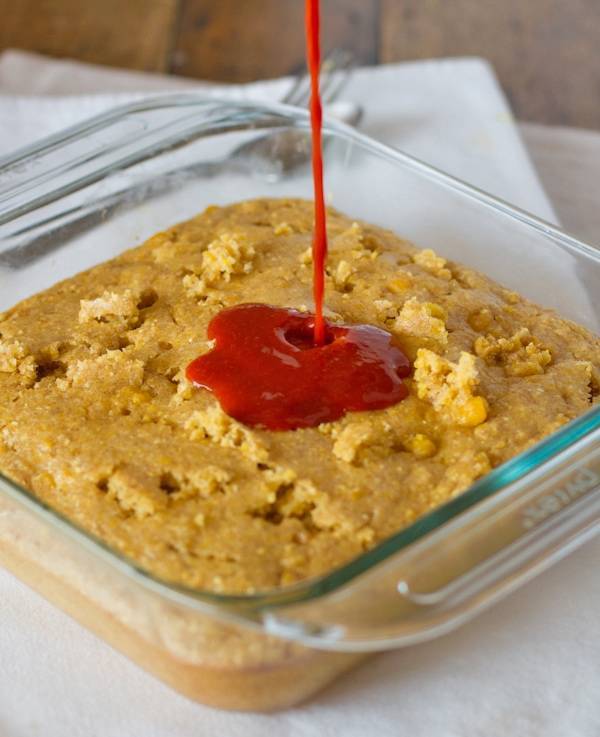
[0,96,599,712]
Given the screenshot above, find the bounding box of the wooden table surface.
[0,0,598,129]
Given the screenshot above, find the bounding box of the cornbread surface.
[0,199,598,593]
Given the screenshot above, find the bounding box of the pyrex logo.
[522,467,599,530]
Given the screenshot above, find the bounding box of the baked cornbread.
[0,198,598,594]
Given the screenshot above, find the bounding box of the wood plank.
[380,0,600,128]
[0,0,179,73]
[171,0,380,81]
[521,122,600,243]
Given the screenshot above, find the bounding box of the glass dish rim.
[0,94,599,615]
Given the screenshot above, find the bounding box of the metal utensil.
[1,50,361,268]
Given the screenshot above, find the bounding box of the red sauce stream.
[186,305,411,431]
[184,0,413,431]
[305,0,327,346]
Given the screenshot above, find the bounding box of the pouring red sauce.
[305,0,328,346]
[186,304,411,431]
[185,0,411,430]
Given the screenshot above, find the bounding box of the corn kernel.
[460,396,489,427]
[388,273,412,293]
[405,433,437,458]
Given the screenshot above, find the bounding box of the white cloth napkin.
[1,50,599,737]
[0,50,554,220]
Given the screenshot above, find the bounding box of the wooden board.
[0,0,598,127]
[0,0,179,72]
[380,0,600,128]
[172,0,379,81]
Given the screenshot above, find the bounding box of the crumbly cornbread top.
[0,198,598,592]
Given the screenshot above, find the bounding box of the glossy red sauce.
[186,304,411,431]
[305,0,327,345]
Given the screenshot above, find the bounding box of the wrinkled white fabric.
[1,50,599,737]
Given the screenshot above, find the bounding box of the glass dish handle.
[398,456,600,609]
[263,430,600,651]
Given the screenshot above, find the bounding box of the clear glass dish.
[0,96,599,711]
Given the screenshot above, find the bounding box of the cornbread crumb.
[261,464,297,500]
[107,466,167,519]
[171,368,194,402]
[413,248,452,279]
[56,350,144,391]
[184,233,255,298]
[373,299,395,320]
[181,466,233,499]
[202,233,255,283]
[387,272,413,293]
[333,221,379,261]
[394,297,448,344]
[79,290,138,324]
[474,327,552,376]
[414,349,488,426]
[184,403,268,462]
[0,339,36,385]
[331,260,356,291]
[273,222,293,236]
[332,422,374,463]
[299,247,312,265]
[0,338,27,373]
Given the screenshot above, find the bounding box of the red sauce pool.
[186,304,411,431]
